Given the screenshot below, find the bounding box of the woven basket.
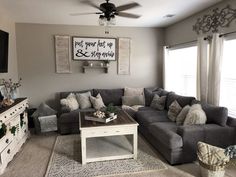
[199,160,226,177]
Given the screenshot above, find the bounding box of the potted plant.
[105,103,118,117]
[0,121,7,139]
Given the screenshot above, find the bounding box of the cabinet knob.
[7,149,10,154]
[5,139,9,144]
[4,116,7,118]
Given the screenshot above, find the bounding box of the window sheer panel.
[220,39,236,118]
[165,46,197,97]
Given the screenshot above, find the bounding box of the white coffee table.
[79,110,138,165]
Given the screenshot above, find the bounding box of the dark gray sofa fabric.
[166,92,195,110]
[93,88,124,106]
[136,110,170,126]
[144,88,170,106]
[192,100,228,126]
[149,122,183,149]
[60,90,93,99]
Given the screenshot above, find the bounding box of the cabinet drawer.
[82,126,137,137]
[0,141,16,165]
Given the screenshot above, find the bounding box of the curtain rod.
[219,31,236,37]
[167,40,197,49]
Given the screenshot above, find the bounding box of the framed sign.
[118,38,131,75]
[72,37,116,61]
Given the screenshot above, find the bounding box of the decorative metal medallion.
[193,5,236,34]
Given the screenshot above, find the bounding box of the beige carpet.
[1,132,235,177]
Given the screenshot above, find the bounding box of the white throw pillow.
[176,105,190,125]
[183,104,207,125]
[124,87,144,96]
[168,100,182,122]
[60,93,79,111]
[90,93,106,110]
[76,91,92,109]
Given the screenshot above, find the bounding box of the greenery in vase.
[0,121,7,139]
[105,103,118,114]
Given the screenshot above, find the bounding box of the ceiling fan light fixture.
[98,15,116,26]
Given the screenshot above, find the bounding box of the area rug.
[45,134,167,177]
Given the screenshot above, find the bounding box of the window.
[165,45,197,97]
[220,38,236,118]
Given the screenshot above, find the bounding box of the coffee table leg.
[133,128,138,160]
[81,135,86,165]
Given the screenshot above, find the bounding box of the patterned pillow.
[176,105,190,125]
[183,104,206,125]
[150,94,166,111]
[168,100,182,122]
[90,94,106,110]
[76,91,92,109]
[60,93,79,111]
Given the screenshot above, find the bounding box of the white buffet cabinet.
[0,98,29,174]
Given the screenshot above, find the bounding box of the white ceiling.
[0,0,222,27]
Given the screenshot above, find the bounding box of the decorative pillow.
[60,93,79,111]
[144,88,162,106]
[150,94,166,111]
[122,105,143,118]
[176,105,190,125]
[122,95,145,106]
[76,91,92,109]
[32,103,57,118]
[183,104,207,126]
[168,100,182,122]
[90,93,106,110]
[124,87,144,96]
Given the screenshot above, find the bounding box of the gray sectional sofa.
[58,87,236,165]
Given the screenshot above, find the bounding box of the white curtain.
[163,46,169,90]
[197,37,209,103]
[207,33,224,106]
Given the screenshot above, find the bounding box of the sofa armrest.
[227,117,236,127]
[177,125,205,154]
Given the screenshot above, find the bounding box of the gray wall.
[16,23,164,109]
[165,0,236,45]
[0,7,18,82]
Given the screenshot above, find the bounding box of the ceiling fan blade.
[117,12,141,19]
[116,2,140,12]
[70,12,102,16]
[80,0,103,11]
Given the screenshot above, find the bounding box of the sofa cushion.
[176,105,190,125]
[59,108,95,123]
[183,104,206,125]
[150,95,166,111]
[148,122,183,149]
[60,93,79,111]
[136,110,170,126]
[166,92,195,110]
[168,100,182,121]
[90,93,106,110]
[93,88,124,106]
[192,100,228,126]
[122,95,145,106]
[60,90,93,99]
[124,87,144,96]
[76,91,92,109]
[144,88,162,106]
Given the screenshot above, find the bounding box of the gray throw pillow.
[76,91,92,109]
[176,105,190,125]
[122,95,145,106]
[90,93,106,110]
[150,94,166,111]
[168,100,182,122]
[32,103,57,118]
[183,104,207,126]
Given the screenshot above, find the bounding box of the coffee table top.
[80,110,138,129]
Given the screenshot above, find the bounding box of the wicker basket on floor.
[198,159,226,177]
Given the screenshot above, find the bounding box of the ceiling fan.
[71,0,141,24]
